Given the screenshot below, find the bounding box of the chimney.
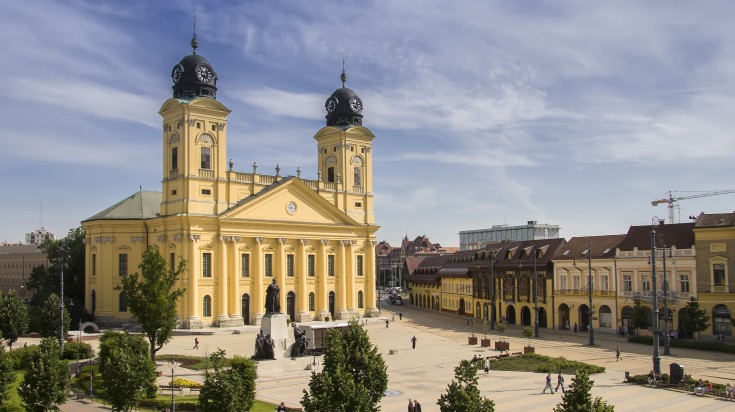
[659,219,665,226]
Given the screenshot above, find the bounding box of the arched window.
[352,156,363,187]
[198,134,214,170]
[308,292,315,311]
[357,291,364,308]
[203,295,212,317]
[325,156,336,183]
[119,292,128,312]
[169,134,180,171]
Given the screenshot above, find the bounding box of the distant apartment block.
[459,221,561,250]
[25,227,56,245]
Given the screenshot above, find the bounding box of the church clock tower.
[315,68,375,224]
[159,35,231,217]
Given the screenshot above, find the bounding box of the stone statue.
[253,329,265,360]
[264,334,275,359]
[265,279,281,314]
[291,323,309,358]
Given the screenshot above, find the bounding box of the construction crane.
[651,190,735,224]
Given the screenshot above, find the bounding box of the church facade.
[82,36,380,328]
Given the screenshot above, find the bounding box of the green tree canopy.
[27,228,85,308]
[37,293,71,340]
[0,290,29,349]
[18,337,69,412]
[116,247,186,360]
[554,369,614,412]
[0,342,14,407]
[437,359,495,412]
[198,351,257,412]
[630,299,651,333]
[99,331,157,412]
[302,320,388,412]
[680,297,709,341]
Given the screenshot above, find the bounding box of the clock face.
[325,97,338,113]
[171,65,183,83]
[349,96,363,112]
[286,201,297,215]
[197,66,213,82]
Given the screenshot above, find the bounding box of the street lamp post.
[59,242,66,356]
[76,320,82,376]
[169,358,177,412]
[587,242,594,346]
[490,252,496,330]
[650,222,661,376]
[662,248,671,356]
[533,249,539,338]
[89,358,94,398]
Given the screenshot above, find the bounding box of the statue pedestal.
[261,313,290,359]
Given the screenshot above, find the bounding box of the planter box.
[468,336,478,345]
[524,346,535,354]
[494,341,509,351]
[480,338,491,347]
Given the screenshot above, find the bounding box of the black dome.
[325,69,363,127]
[171,36,218,100]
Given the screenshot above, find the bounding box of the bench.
[511,351,523,356]
[159,385,183,395]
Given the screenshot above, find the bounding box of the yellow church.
[82,36,380,328]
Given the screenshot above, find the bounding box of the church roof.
[84,190,161,221]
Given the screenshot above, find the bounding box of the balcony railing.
[712,285,728,293]
[199,169,215,179]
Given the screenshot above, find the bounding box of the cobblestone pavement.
[51,301,735,411]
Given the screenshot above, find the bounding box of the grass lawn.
[5,371,23,409]
[488,353,605,374]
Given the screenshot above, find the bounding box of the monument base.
[297,311,313,323]
[186,316,203,329]
[261,313,291,359]
[335,309,351,320]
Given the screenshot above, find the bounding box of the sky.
[2,0,735,248]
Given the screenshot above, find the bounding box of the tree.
[27,228,86,309]
[630,299,651,334]
[18,337,69,412]
[99,331,157,412]
[302,320,388,411]
[680,297,709,341]
[116,247,186,360]
[198,350,257,412]
[437,359,495,412]
[37,293,70,340]
[0,290,29,349]
[523,326,534,347]
[0,342,14,407]
[554,369,614,412]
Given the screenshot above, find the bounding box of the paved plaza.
[56,301,735,411]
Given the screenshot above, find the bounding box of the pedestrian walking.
[543,372,555,394]
[555,371,565,393]
[411,335,417,349]
[573,322,578,333]
[392,312,396,322]
[413,399,422,412]
[484,357,490,374]
[277,402,287,411]
[615,346,621,361]
[193,337,199,350]
[385,319,390,328]
[399,311,403,320]
[407,398,414,412]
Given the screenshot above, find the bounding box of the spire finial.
[340,59,346,88]
[191,14,199,54]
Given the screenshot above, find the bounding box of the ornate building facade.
[82,37,379,328]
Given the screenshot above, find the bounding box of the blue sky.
[2,0,735,247]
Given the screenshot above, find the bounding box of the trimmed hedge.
[488,353,605,374]
[627,336,735,354]
[63,341,94,360]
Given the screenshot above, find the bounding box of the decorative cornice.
[255,237,266,244]
[190,235,201,242]
[173,234,183,242]
[300,239,309,246]
[220,235,241,243]
[156,235,166,242]
[278,238,287,245]
[321,239,330,246]
[132,236,145,243]
[95,237,115,243]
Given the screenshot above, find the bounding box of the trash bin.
[670,363,684,385]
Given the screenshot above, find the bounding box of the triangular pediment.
[219,177,360,227]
